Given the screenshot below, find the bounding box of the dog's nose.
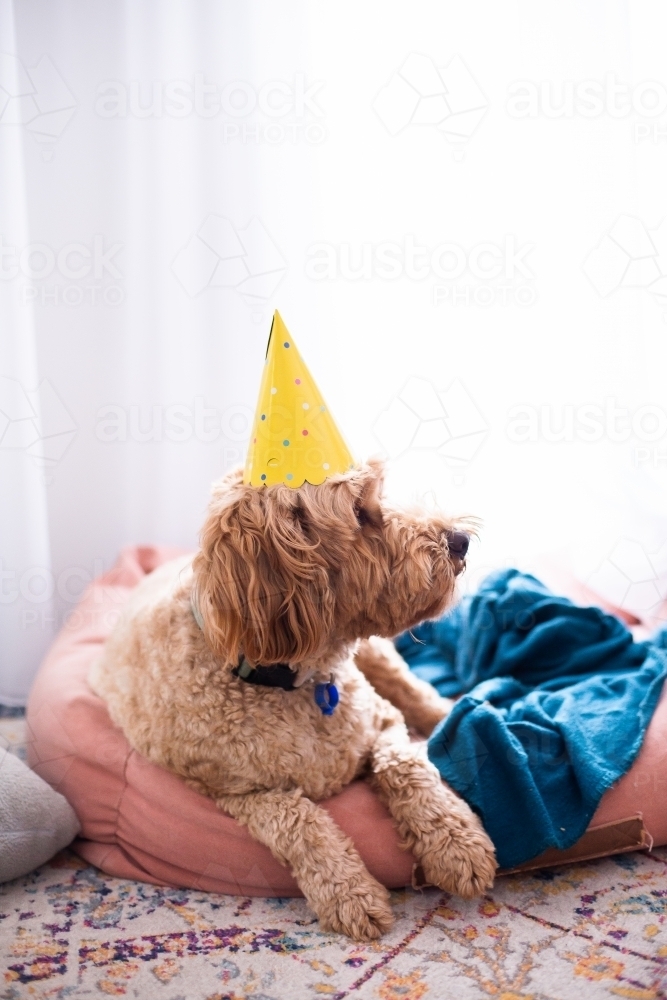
[447,531,470,559]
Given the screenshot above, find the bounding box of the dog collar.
[190,590,205,631]
[233,656,339,714]
[191,590,338,714]
[233,656,297,691]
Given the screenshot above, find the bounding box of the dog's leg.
[368,723,496,898]
[355,637,453,737]
[217,788,394,941]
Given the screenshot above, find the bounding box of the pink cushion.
[26,547,667,896]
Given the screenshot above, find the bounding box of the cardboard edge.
[499,814,649,875]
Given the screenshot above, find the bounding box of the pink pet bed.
[27,547,667,895]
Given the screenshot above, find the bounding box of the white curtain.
[2,0,667,703]
[0,2,54,704]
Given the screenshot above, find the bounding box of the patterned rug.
[2,722,667,999]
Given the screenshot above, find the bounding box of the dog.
[90,458,496,940]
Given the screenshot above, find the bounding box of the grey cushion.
[0,746,80,883]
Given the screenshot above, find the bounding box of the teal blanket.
[396,569,667,869]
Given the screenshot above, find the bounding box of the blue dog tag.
[314,682,339,716]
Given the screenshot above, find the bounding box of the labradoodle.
[90,459,496,940]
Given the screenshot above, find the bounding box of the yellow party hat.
[244,311,355,488]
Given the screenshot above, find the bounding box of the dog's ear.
[192,476,336,666]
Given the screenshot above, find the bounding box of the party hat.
[244,311,355,488]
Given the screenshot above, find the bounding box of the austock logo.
[305,235,536,307]
[95,73,326,145]
[583,215,667,311]
[373,376,488,484]
[171,215,287,304]
[0,53,76,158]
[589,539,667,625]
[0,376,77,472]
[0,235,124,307]
[373,53,487,158]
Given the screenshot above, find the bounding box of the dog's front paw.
[419,817,497,899]
[316,878,394,941]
